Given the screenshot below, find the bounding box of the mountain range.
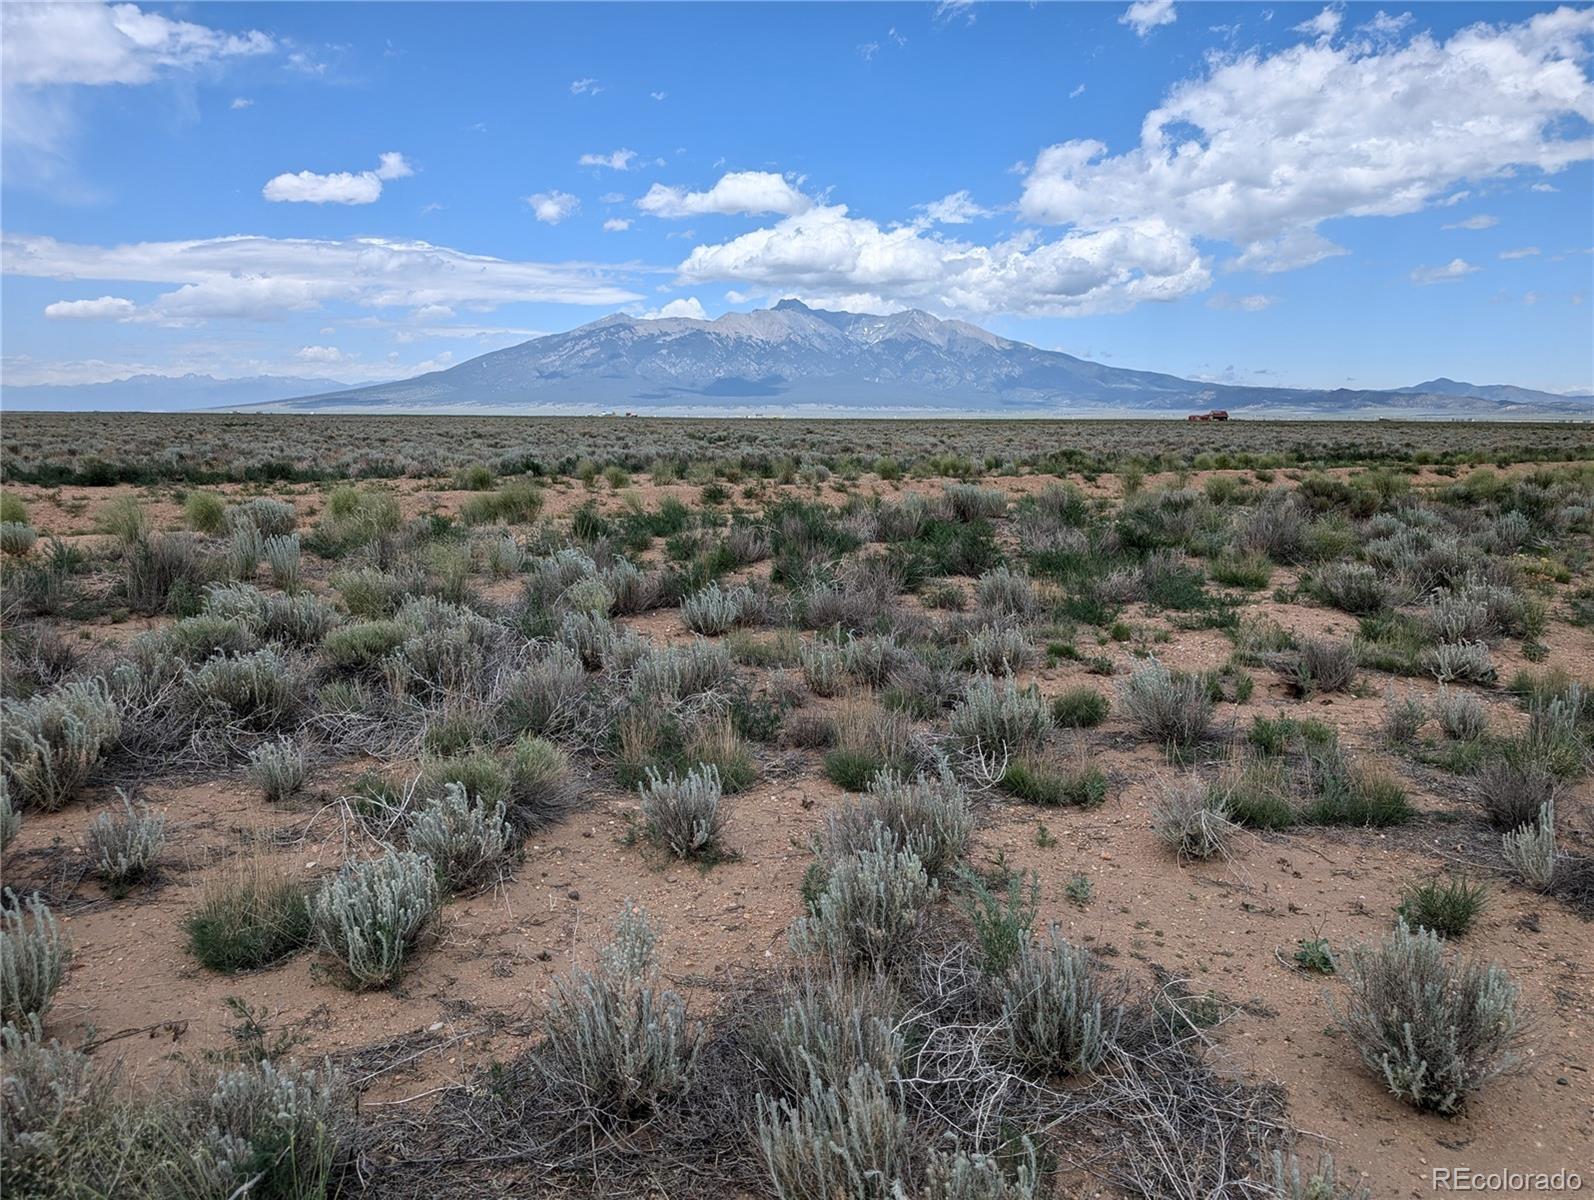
[5,303,1589,418]
[0,373,351,412]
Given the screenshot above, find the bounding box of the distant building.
[1187,409,1230,422]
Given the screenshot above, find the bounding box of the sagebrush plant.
[247,737,309,802]
[0,783,18,851]
[541,902,702,1125]
[87,790,167,891]
[1381,688,1428,744]
[187,1058,350,1200]
[1340,920,1523,1115]
[1474,733,1561,827]
[680,581,751,635]
[1421,641,1496,686]
[188,648,302,730]
[639,762,726,860]
[0,1025,132,1195]
[0,521,38,557]
[1,890,69,1025]
[1500,800,1558,889]
[793,828,937,971]
[0,678,122,812]
[820,768,973,880]
[751,968,904,1099]
[309,850,441,988]
[1268,1152,1371,1200]
[922,1141,1039,1200]
[949,674,1052,761]
[800,639,846,698]
[409,782,514,890]
[755,1064,908,1200]
[1001,924,1121,1077]
[959,623,1037,674]
[1434,687,1487,741]
[1152,775,1238,860]
[1118,660,1213,754]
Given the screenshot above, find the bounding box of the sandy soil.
[4,463,1592,1198]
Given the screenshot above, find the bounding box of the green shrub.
[1398,875,1487,938]
[955,866,1038,975]
[1051,686,1109,728]
[186,859,312,972]
[323,619,406,670]
[184,491,228,533]
[1304,750,1412,826]
[999,758,1107,808]
[823,747,887,792]
[1208,760,1296,829]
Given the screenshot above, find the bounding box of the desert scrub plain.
[0,413,1591,1199]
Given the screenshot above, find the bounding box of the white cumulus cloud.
[603,218,632,232]
[677,204,1209,317]
[1442,214,1499,231]
[1120,0,1176,38]
[44,295,137,320]
[1410,258,1479,285]
[579,148,637,171]
[526,191,580,224]
[295,345,344,363]
[637,171,811,219]
[917,191,992,225]
[1020,8,1594,273]
[1205,292,1278,311]
[1,1,273,87]
[4,232,643,321]
[640,297,709,321]
[262,152,413,205]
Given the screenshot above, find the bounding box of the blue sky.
[2,0,1591,396]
